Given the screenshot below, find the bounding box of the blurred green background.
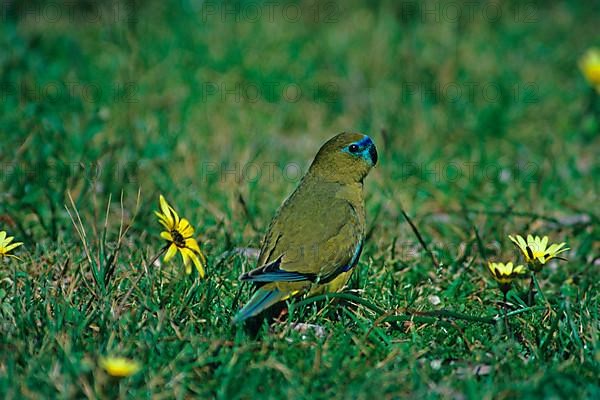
[0,0,598,398]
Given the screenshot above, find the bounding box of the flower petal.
[540,236,548,251]
[159,196,174,225]
[180,249,192,274]
[549,243,568,255]
[528,235,538,248]
[178,219,194,238]
[4,241,23,252]
[100,356,141,378]
[185,238,201,252]
[155,211,173,230]
[496,262,510,275]
[159,195,169,216]
[164,243,178,262]
[160,196,181,227]
[190,252,205,278]
[160,231,173,242]
[180,247,189,264]
[513,265,526,274]
[509,234,528,255]
[169,205,180,226]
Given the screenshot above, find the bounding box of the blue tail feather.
[245,271,308,282]
[233,288,285,324]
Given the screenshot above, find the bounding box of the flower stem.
[528,273,536,306]
[503,290,510,336]
[532,273,550,307]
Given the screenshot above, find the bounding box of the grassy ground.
[1,0,599,398]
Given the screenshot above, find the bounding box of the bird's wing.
[241,183,364,284]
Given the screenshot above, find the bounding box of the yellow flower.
[508,234,569,272]
[99,356,141,378]
[155,195,207,277]
[488,261,526,292]
[0,231,23,259]
[579,48,600,93]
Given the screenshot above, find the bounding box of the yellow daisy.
[488,261,526,292]
[579,47,600,93]
[0,230,23,259]
[155,195,207,277]
[99,356,141,378]
[508,234,569,272]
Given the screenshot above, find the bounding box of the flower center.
[527,245,546,259]
[171,229,186,247]
[526,246,544,259]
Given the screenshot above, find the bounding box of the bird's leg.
[275,307,288,323]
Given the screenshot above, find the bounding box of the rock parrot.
[233,132,378,323]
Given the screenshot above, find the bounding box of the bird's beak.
[369,144,378,166]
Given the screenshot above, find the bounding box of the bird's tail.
[233,288,287,324]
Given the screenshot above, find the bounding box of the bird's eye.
[348,144,360,153]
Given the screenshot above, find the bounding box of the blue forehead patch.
[342,135,377,165]
[355,136,373,147]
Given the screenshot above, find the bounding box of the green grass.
[1,0,599,398]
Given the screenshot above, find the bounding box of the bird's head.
[308,132,378,183]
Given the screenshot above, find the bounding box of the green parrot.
[233,132,378,323]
